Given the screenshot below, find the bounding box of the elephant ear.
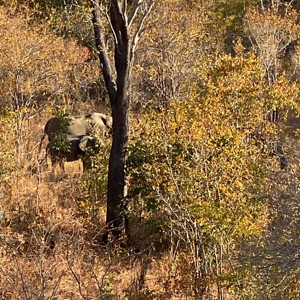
[101,115,113,135]
[101,115,111,126]
[101,115,107,125]
[79,136,93,152]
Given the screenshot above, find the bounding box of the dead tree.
[90,0,156,241]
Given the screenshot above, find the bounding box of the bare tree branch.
[90,0,117,103]
[128,0,143,28]
[131,0,156,63]
[68,259,89,300]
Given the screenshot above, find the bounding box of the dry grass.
[0,112,184,300]
[2,111,300,299]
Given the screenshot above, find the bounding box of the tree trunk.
[91,0,130,240]
[107,35,131,238]
[90,0,155,242]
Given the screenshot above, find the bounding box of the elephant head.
[85,112,113,137]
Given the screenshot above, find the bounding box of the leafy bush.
[127,48,300,298]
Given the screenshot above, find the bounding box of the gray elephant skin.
[46,134,98,172]
[41,112,112,146]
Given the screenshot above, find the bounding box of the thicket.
[1,0,300,299]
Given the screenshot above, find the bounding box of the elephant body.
[46,134,98,173]
[41,112,112,146]
[39,112,111,174]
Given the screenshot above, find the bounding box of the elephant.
[39,112,112,152]
[46,134,100,173]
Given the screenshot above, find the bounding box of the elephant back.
[44,117,73,141]
[68,117,92,136]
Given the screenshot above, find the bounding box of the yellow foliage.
[0,6,99,109]
[134,0,224,109]
[244,4,300,86]
[127,49,300,295]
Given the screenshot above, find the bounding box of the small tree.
[90,0,156,240]
[244,3,300,121]
[244,3,299,86]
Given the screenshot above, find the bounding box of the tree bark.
[106,2,131,238]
